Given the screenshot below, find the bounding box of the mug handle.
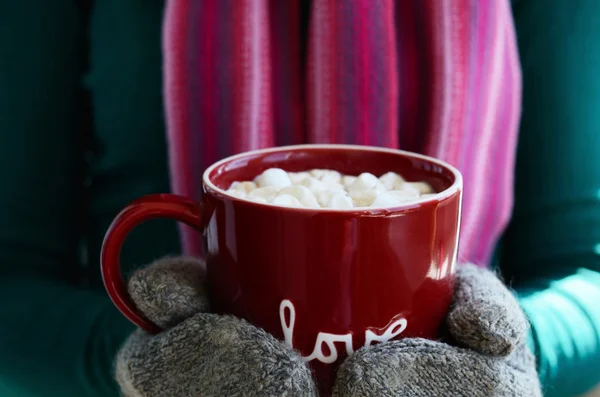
[101,193,203,335]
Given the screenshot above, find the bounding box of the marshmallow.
[248,196,268,204]
[326,193,354,209]
[348,173,386,195]
[315,189,348,207]
[404,181,434,194]
[230,181,257,194]
[300,177,327,193]
[278,185,320,208]
[272,194,303,207]
[371,190,420,207]
[320,170,342,184]
[255,168,292,189]
[324,182,345,193]
[349,173,378,191]
[310,169,328,179]
[342,175,357,188]
[315,190,332,207]
[398,183,420,196]
[248,186,280,202]
[288,172,311,184]
[379,172,405,190]
[350,189,378,207]
[226,189,247,198]
[228,168,436,209]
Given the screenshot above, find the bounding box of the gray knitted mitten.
[115,257,317,397]
[332,264,542,397]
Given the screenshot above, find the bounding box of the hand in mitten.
[333,264,542,397]
[115,257,317,397]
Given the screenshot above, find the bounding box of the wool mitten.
[115,257,317,397]
[332,264,542,397]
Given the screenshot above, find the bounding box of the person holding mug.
[1,1,599,397]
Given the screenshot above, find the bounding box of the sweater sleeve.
[0,3,134,396]
[0,270,135,397]
[499,1,600,395]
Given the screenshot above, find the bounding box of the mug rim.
[202,144,463,213]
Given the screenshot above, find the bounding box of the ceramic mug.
[101,144,462,396]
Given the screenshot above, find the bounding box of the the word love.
[280,299,407,364]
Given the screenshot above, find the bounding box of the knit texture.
[116,259,540,396]
[163,0,522,267]
[332,265,541,396]
[116,257,317,397]
[447,265,527,356]
[332,339,540,397]
[127,256,210,329]
[116,315,316,397]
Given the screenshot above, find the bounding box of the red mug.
[101,144,462,396]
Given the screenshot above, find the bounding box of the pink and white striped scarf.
[162,0,522,267]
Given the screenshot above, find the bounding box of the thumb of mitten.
[446,264,528,356]
[127,256,210,329]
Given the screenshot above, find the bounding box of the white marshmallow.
[248,196,268,204]
[288,172,311,184]
[300,177,327,193]
[255,168,292,189]
[226,189,247,198]
[371,190,419,207]
[404,181,434,194]
[230,181,257,194]
[398,183,420,196]
[323,182,345,193]
[342,175,357,188]
[248,186,280,202]
[315,190,333,207]
[315,189,347,207]
[350,189,378,207]
[326,193,354,209]
[310,169,328,179]
[272,194,303,207]
[349,173,386,195]
[278,185,320,208]
[320,170,342,184]
[229,168,436,209]
[379,172,405,190]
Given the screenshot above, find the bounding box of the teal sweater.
[1,1,600,396]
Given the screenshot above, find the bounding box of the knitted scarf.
[161,0,521,267]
